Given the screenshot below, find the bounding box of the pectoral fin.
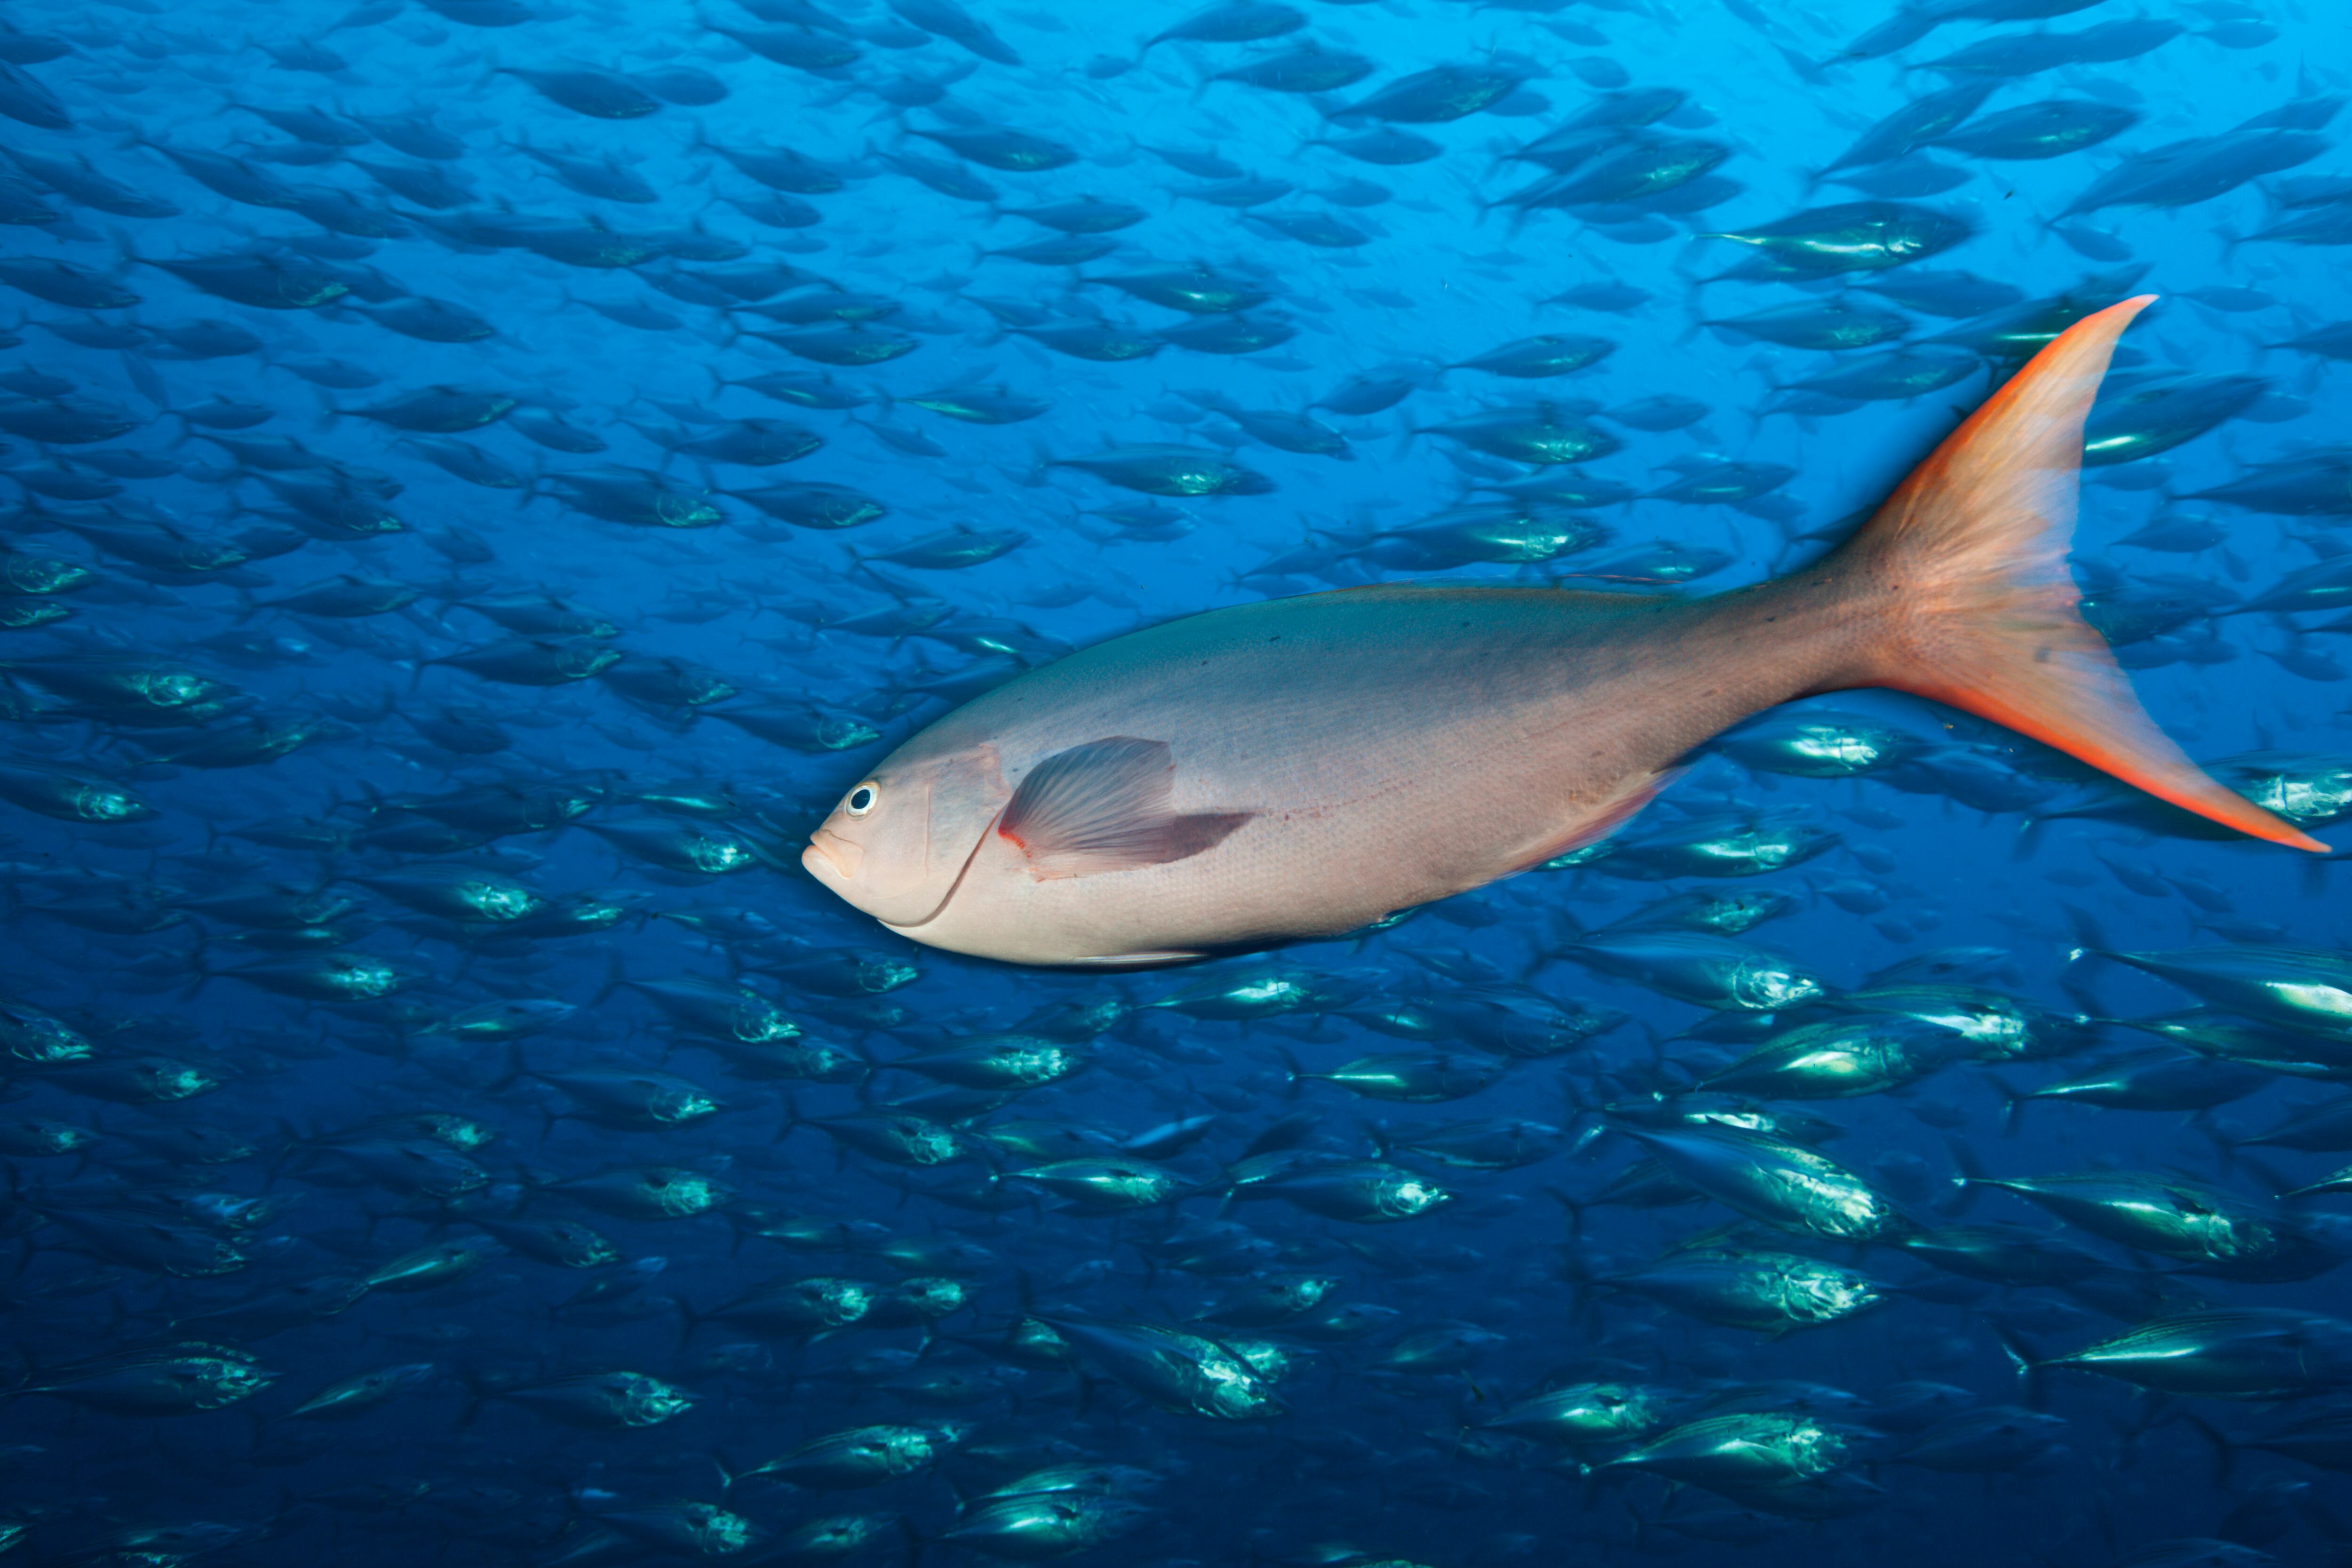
[997,737,1252,879]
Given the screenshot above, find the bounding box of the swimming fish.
[803,298,2322,967]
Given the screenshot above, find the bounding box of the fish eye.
[845,782,879,817]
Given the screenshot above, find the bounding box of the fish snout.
[804,828,863,880]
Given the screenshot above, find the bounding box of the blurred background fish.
[0,0,2346,1566]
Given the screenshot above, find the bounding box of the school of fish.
[0,0,2348,1565]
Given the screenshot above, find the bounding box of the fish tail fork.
[1809,295,2324,853]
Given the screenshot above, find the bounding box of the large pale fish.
[803,298,2323,967]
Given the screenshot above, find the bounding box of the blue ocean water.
[0,0,2349,1564]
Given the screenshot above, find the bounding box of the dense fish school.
[0,0,2346,1565]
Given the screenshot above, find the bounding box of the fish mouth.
[804,829,861,880]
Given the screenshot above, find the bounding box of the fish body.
[1618,1124,1904,1241]
[2022,1310,2352,1400]
[803,302,2317,966]
[1594,1248,1886,1334]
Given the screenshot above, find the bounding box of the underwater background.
[0,0,2348,1564]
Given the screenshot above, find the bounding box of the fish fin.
[1825,294,2326,853]
[1991,1322,2049,1410]
[1941,1133,1984,1217]
[1989,1074,2028,1137]
[997,737,1252,878]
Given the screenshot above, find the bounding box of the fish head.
[803,741,1008,928]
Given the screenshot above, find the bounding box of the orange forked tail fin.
[1826,294,2326,852]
